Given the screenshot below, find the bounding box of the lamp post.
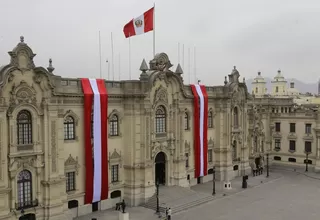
[156,180,160,214]
[212,166,216,195]
[21,209,25,220]
[305,152,310,172]
[266,153,269,178]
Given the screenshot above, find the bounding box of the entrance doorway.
[19,213,36,220]
[155,152,166,185]
[255,157,261,168]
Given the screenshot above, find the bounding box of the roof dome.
[252,72,266,84]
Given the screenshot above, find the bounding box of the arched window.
[233,107,239,128]
[17,110,32,145]
[255,87,258,93]
[64,116,75,140]
[109,115,119,136]
[155,106,166,133]
[184,112,189,130]
[275,86,279,93]
[17,170,32,209]
[208,111,213,128]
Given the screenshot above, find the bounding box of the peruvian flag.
[190,84,208,178]
[123,7,154,38]
[81,78,109,204]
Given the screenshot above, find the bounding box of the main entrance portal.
[155,152,166,185]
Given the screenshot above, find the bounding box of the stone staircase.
[142,186,216,214]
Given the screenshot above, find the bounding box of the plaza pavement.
[75,171,283,220]
[75,169,320,220]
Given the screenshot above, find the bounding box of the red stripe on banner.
[96,79,109,200]
[81,78,94,204]
[190,85,200,178]
[200,85,208,176]
[123,19,136,38]
[144,7,154,33]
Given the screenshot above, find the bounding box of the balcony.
[15,199,38,210]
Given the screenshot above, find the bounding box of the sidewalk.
[271,165,320,180]
[191,171,282,198]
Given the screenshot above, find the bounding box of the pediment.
[110,149,121,159]
[65,154,78,166]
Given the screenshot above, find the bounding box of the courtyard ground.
[75,168,320,220]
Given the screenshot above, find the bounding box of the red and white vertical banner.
[190,84,208,178]
[81,78,109,204]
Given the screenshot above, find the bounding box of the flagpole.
[99,31,102,79]
[111,32,115,81]
[153,3,156,57]
[194,46,197,84]
[188,47,190,84]
[129,33,132,79]
[178,43,180,63]
[118,53,121,80]
[182,44,185,72]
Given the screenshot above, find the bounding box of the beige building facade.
[0,37,253,220]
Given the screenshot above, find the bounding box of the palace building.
[0,37,251,220]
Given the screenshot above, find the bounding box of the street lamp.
[156,180,160,214]
[305,152,310,172]
[266,153,269,178]
[212,166,216,195]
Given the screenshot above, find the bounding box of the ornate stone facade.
[0,37,250,220]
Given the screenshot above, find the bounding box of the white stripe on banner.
[195,85,205,177]
[89,79,102,202]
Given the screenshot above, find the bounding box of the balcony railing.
[15,199,38,210]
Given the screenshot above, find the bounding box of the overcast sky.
[0,0,319,85]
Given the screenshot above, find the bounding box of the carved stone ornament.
[149,53,173,72]
[208,137,214,148]
[154,85,168,105]
[184,140,191,153]
[151,141,171,158]
[65,154,80,174]
[109,149,122,168]
[110,149,121,160]
[7,80,39,116]
[9,156,38,171]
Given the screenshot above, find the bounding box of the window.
[305,124,312,134]
[184,112,189,130]
[17,110,32,145]
[289,140,296,151]
[111,165,119,182]
[17,170,32,209]
[64,116,75,140]
[288,158,296,163]
[289,123,295,133]
[208,149,213,162]
[275,122,281,132]
[305,141,312,153]
[255,87,258,93]
[109,115,119,136]
[185,153,189,168]
[208,111,213,128]
[275,86,278,93]
[233,107,239,128]
[155,106,166,133]
[275,139,281,150]
[66,172,75,192]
